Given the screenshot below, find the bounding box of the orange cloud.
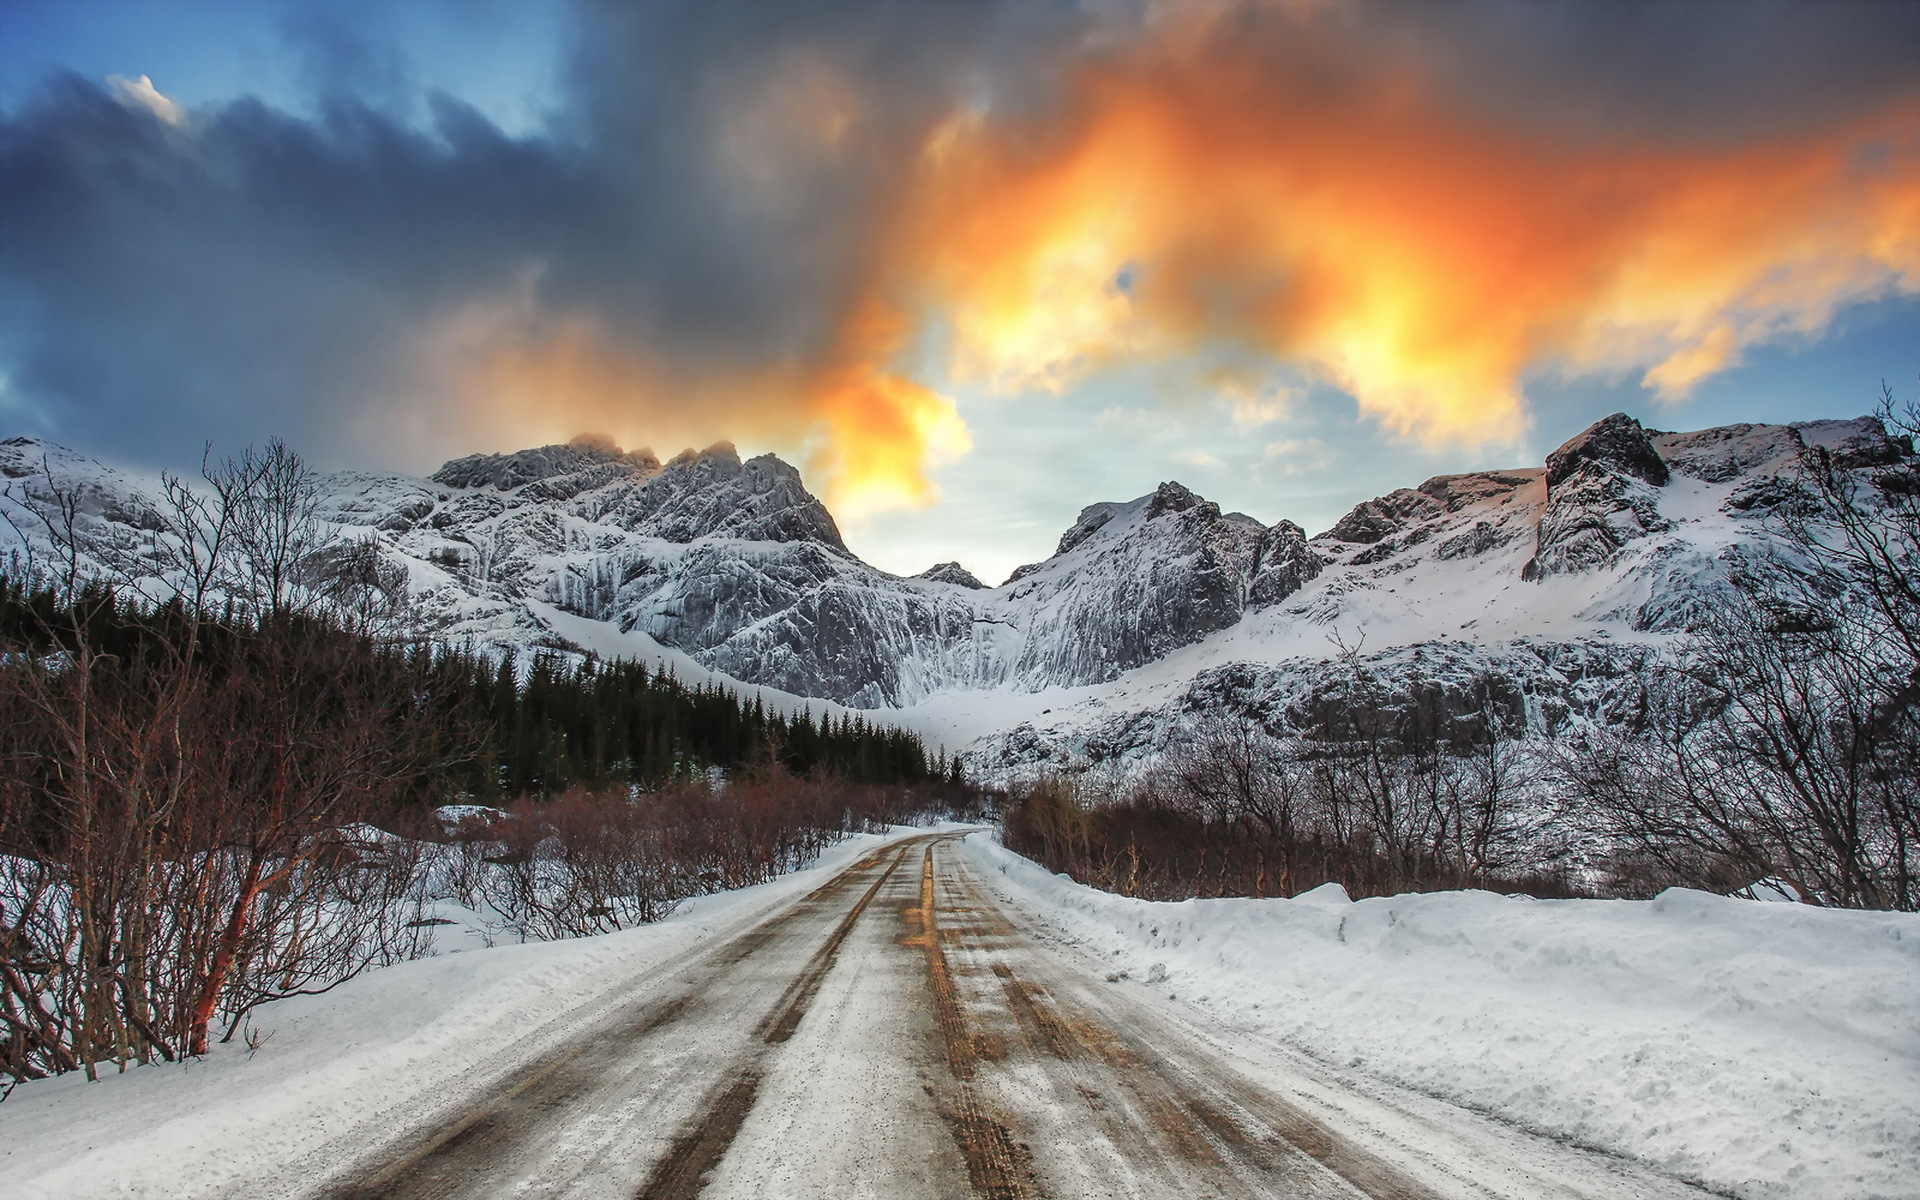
[874,22,1920,447]
[453,11,1920,512]
[446,285,967,518]
[802,295,971,515]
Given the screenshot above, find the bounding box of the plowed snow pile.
[959,833,1919,1200]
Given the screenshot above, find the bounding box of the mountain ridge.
[3,411,1911,773]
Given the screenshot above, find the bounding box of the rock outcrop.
[1524,414,1672,580]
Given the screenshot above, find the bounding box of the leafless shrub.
[1554,387,1920,910]
[0,442,453,1085]
[1003,684,1559,903]
[471,772,925,943]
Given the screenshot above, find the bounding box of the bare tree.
[0,440,451,1084]
[1163,712,1311,895]
[1560,388,1920,909]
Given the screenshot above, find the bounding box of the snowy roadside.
[955,831,1920,1200]
[0,826,938,1200]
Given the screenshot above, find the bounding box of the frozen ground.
[0,829,1909,1200]
[955,834,1920,1200]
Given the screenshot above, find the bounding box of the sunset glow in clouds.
[3,0,1920,572]
[903,59,1920,443]
[822,23,1920,507]
[455,3,1920,515]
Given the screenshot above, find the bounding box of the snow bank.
[957,833,1920,1200]
[0,828,928,1200]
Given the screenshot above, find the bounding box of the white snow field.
[956,834,1920,1200]
[0,827,1911,1200]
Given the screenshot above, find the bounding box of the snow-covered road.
[177,833,1706,1200]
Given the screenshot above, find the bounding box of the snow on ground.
[0,828,933,1200]
[957,832,1920,1200]
[7,819,1912,1200]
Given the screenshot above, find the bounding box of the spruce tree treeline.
[450,650,955,799]
[0,577,957,811]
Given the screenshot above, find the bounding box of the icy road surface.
[243,834,1706,1200]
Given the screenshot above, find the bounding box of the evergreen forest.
[0,577,957,810]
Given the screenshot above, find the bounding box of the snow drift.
[957,832,1920,1200]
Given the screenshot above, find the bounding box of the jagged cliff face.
[2,433,1321,708]
[3,412,1911,772]
[385,444,1333,706]
[965,414,1913,775]
[994,482,1319,689]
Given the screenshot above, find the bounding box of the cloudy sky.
[3,0,1917,584]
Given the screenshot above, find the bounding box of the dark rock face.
[969,639,1665,778]
[575,447,847,550]
[1544,412,1669,489]
[1318,471,1546,549]
[625,541,907,706]
[1418,471,1543,511]
[1325,490,1443,544]
[1526,415,1672,580]
[1313,471,1537,573]
[1006,489,1276,687]
[1145,480,1204,518]
[1053,502,1123,557]
[1248,520,1319,608]
[1724,473,1819,518]
[433,438,661,491]
[916,562,986,589]
[1436,521,1504,560]
[1793,417,1910,468]
[1654,424,1802,483]
[1525,466,1669,579]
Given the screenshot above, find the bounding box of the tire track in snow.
[635,840,913,1200]
[931,842,1444,1199]
[905,842,1044,1200]
[319,840,917,1200]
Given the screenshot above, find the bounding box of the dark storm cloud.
[0,0,1067,468]
[539,0,1077,360]
[0,68,572,463]
[1344,0,1920,142]
[0,0,1915,474]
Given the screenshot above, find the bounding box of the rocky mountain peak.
[1323,491,1442,545]
[1051,502,1124,559]
[1524,414,1676,581]
[667,441,740,467]
[1544,413,1669,490]
[1793,417,1911,468]
[1146,480,1204,517]
[575,446,847,551]
[432,437,662,492]
[1653,424,1803,483]
[915,561,986,589]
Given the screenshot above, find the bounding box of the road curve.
[289,834,1713,1200]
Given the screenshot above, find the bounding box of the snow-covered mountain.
[962,414,1909,774]
[2,411,1909,772]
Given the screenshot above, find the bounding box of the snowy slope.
[3,412,1911,770]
